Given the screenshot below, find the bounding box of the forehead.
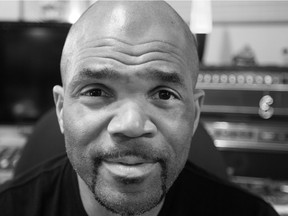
[63,1,198,86]
[72,0,194,58]
[67,38,190,89]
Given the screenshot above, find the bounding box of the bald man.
[0,1,279,216]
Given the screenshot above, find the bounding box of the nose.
[107,102,157,138]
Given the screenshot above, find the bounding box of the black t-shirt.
[0,154,279,216]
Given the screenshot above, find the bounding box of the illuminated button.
[197,74,204,82]
[246,75,254,84]
[259,95,273,111]
[255,75,263,84]
[258,95,274,119]
[237,75,245,84]
[212,74,220,83]
[220,74,228,83]
[203,74,212,83]
[228,75,236,84]
[0,159,9,169]
[264,75,272,85]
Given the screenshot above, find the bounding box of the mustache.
[93,147,168,165]
[91,139,170,163]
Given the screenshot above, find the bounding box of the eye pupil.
[159,90,171,100]
[89,89,102,96]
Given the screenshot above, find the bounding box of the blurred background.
[0,0,288,214]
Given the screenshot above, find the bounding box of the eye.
[80,87,110,98]
[152,89,179,100]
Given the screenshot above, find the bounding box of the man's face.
[54,4,201,215]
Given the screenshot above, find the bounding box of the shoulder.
[166,162,279,216]
[0,153,69,198]
[0,153,86,216]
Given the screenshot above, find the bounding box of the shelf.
[197,83,288,92]
[201,105,288,116]
[215,140,288,152]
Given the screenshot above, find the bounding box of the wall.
[205,24,288,66]
[0,0,288,66]
[0,0,191,22]
[0,0,91,23]
[204,1,288,66]
[0,1,20,20]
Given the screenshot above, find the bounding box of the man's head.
[53,1,204,215]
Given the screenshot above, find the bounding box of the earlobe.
[192,89,205,135]
[53,85,65,134]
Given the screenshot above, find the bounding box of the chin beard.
[92,187,166,216]
[86,153,168,216]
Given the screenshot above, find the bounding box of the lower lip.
[102,162,158,179]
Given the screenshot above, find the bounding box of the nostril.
[107,103,157,138]
[110,132,133,141]
[143,120,157,136]
[107,116,157,138]
[110,130,155,142]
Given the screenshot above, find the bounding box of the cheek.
[62,103,107,147]
[159,104,195,179]
[163,103,195,153]
[62,104,99,170]
[62,107,100,185]
[168,120,193,166]
[62,102,115,168]
[163,121,193,189]
[63,107,87,150]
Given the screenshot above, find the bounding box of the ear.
[192,89,205,135]
[53,85,65,134]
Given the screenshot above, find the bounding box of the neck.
[77,175,164,216]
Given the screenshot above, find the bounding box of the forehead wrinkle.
[80,37,185,55]
[75,38,187,67]
[80,38,185,57]
[75,53,183,69]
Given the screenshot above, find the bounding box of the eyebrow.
[73,68,121,81]
[137,69,185,87]
[68,68,120,90]
[69,67,185,90]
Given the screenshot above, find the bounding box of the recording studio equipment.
[198,66,288,180]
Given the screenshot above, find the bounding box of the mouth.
[102,156,158,179]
